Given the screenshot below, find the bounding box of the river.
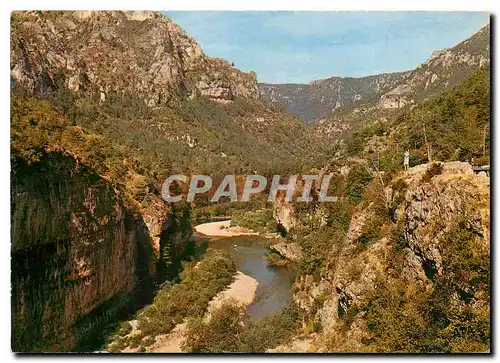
[203,234,296,319]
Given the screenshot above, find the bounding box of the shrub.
[347,164,373,205]
[266,251,288,266]
[422,162,444,183]
[324,200,352,232]
[183,301,301,353]
[118,322,132,337]
[231,207,276,233]
[390,179,408,207]
[472,155,490,166]
[362,218,490,352]
[137,249,236,337]
[356,215,384,249]
[298,226,345,277]
[346,133,365,155]
[183,300,245,353]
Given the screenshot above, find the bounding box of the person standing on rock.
[403,150,410,170]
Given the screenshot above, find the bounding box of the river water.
[206,235,296,319]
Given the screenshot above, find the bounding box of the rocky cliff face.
[10,11,259,105]
[395,162,490,283]
[11,152,151,351]
[11,151,191,352]
[286,162,490,352]
[375,25,490,110]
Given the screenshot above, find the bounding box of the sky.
[165,11,490,84]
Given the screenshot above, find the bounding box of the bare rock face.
[11,152,155,351]
[395,162,490,283]
[377,84,414,109]
[269,242,303,262]
[10,11,259,105]
[273,200,297,232]
[10,151,192,352]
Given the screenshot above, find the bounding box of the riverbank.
[106,223,292,353]
[195,220,281,239]
[148,271,258,352]
[194,220,259,237]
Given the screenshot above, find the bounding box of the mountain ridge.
[11,11,259,106]
[259,23,490,123]
[11,10,329,178]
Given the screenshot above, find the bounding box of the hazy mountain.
[260,71,411,122]
[260,24,490,126]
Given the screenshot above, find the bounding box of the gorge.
[10,11,490,353]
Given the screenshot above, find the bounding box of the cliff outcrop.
[11,11,259,105]
[285,162,490,352]
[11,151,191,351]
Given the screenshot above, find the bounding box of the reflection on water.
[207,235,295,319]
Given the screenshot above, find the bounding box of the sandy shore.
[208,271,258,311]
[148,271,258,353]
[194,220,259,237]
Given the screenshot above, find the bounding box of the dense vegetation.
[11,68,490,353]
[183,301,301,352]
[138,249,236,335]
[11,96,163,208]
[362,218,490,352]
[341,70,490,168]
[282,70,490,352]
[18,84,330,176]
[230,207,277,233]
[107,249,236,352]
[394,70,490,165]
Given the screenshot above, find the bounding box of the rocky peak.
[11,11,259,105]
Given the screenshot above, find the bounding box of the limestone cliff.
[11,151,191,352]
[280,162,490,352]
[10,11,259,105]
